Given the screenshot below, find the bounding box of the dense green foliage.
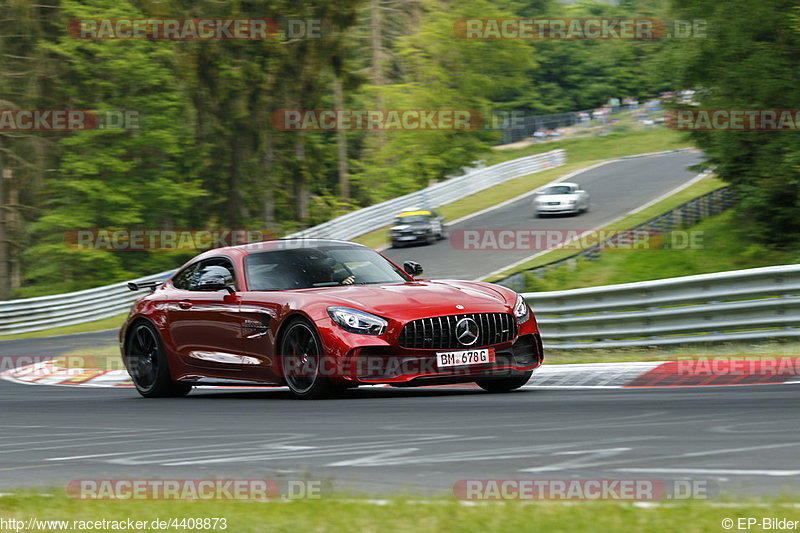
[524,210,799,292]
[3,0,794,297]
[671,0,800,247]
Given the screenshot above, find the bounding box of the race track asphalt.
[1,378,797,497]
[383,151,706,280]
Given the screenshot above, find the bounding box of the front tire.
[475,371,533,393]
[125,322,191,398]
[279,318,337,399]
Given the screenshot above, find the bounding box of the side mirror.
[197,273,234,293]
[403,261,423,277]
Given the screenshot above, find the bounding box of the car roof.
[234,238,367,254]
[179,239,367,259]
[396,210,432,217]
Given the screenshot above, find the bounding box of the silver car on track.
[532,182,590,217]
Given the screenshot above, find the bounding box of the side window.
[172,263,199,290]
[189,257,237,291]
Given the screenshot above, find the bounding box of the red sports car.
[120,239,543,399]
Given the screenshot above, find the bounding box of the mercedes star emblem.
[455,317,479,346]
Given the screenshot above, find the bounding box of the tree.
[672,0,800,247]
[21,0,205,295]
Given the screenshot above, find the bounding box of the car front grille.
[398,313,517,350]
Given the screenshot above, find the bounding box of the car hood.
[391,223,428,231]
[536,194,578,202]
[299,280,514,321]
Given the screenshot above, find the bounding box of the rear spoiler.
[127,280,161,292]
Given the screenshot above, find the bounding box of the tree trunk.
[333,76,350,202]
[261,133,276,232]
[0,145,7,300]
[370,0,385,147]
[7,174,19,291]
[294,139,308,220]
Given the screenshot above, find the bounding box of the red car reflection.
[120,239,543,399]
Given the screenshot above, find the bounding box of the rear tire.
[125,322,191,398]
[475,371,533,393]
[279,318,337,399]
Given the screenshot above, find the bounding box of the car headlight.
[568,199,577,204]
[514,294,530,324]
[328,307,388,335]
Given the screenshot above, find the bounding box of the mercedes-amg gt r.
[120,239,543,399]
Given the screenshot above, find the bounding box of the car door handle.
[178,301,193,309]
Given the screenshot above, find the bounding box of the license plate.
[399,236,416,240]
[436,349,494,368]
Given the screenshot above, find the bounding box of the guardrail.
[0,271,173,336]
[525,264,800,349]
[286,149,565,241]
[496,183,737,291]
[0,150,564,335]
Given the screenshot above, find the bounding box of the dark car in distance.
[389,209,447,247]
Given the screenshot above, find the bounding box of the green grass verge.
[483,173,726,282]
[0,492,796,533]
[484,123,689,167]
[517,209,798,292]
[0,313,127,341]
[545,339,800,365]
[355,125,691,250]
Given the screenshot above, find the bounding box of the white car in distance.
[532,182,590,217]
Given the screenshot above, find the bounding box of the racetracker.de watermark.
[272,109,483,131]
[453,18,708,40]
[279,353,527,381]
[68,479,323,500]
[667,109,800,131]
[0,355,125,375]
[454,479,717,500]
[69,18,324,40]
[674,357,800,377]
[65,229,273,251]
[0,109,139,131]
[451,229,705,251]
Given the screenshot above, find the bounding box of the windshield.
[244,245,409,290]
[394,214,430,225]
[541,186,574,195]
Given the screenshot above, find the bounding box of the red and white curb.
[2,359,799,390]
[1,360,132,388]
